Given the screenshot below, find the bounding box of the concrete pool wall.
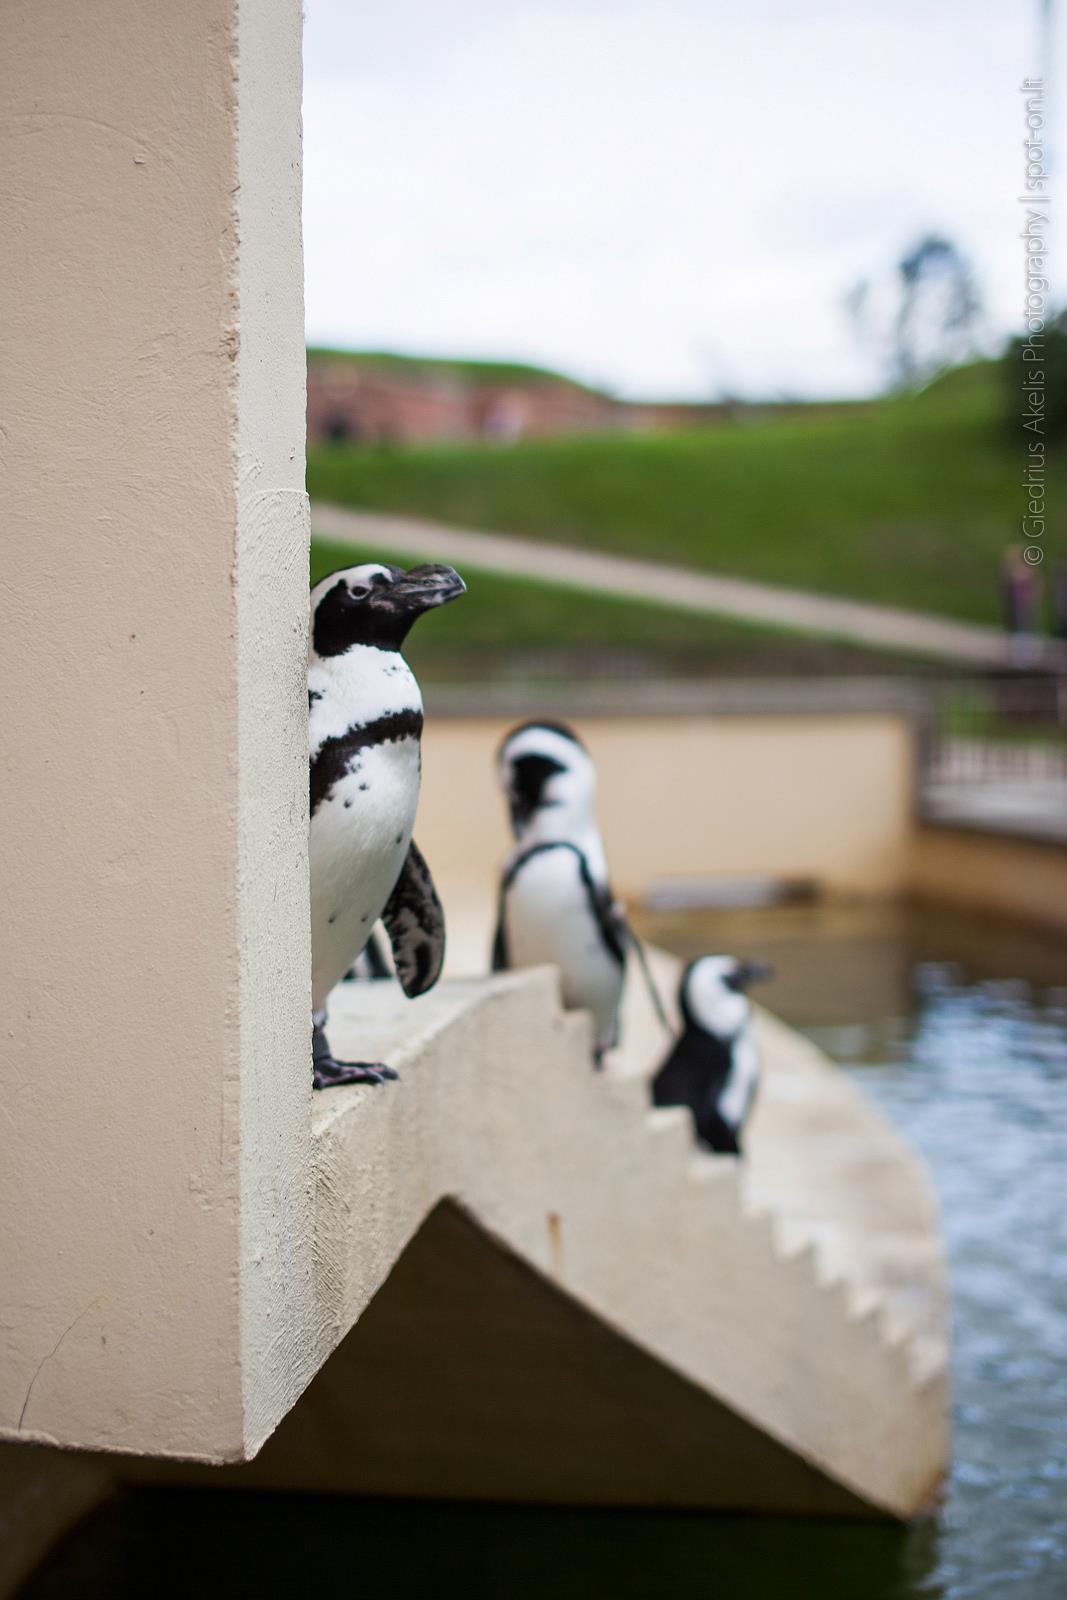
[418,691,918,906]
[912,822,1067,934]
[416,690,1067,932]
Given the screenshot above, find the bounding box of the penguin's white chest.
[719,1029,759,1129]
[308,646,423,1013]
[504,847,623,1053]
[310,737,420,1011]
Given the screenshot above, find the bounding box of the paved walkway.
[313,502,1067,669]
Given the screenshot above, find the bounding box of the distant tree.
[893,235,983,385]
[841,277,870,339]
[844,233,983,390]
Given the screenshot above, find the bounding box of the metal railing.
[918,673,1067,838]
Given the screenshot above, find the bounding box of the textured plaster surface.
[0,0,311,1461]
[283,959,948,1519]
[133,1200,872,1516]
[112,956,945,1517]
[0,960,947,1549]
[234,0,317,1458]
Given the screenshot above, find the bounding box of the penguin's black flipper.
[490,891,509,972]
[652,1029,733,1146]
[579,864,627,968]
[381,838,445,999]
[312,1022,398,1090]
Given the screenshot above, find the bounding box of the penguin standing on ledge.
[652,956,773,1153]
[309,561,465,1088]
[492,721,627,1064]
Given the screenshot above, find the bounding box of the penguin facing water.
[652,956,773,1153]
[309,560,465,1088]
[492,721,627,1063]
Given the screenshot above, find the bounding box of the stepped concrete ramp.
[140,941,948,1520]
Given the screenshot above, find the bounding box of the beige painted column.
[0,0,313,1460]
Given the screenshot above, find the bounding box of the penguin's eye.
[348,584,370,600]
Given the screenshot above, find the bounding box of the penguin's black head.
[498,720,586,755]
[507,753,568,830]
[311,562,466,657]
[497,721,596,838]
[679,956,773,1037]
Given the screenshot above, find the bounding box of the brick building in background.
[306,351,629,446]
[306,348,769,446]
[305,350,853,447]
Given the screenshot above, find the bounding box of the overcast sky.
[303,0,1061,400]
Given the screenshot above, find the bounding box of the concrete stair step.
[303,952,948,1518]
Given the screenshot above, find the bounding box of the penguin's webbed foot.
[313,1022,399,1090]
[313,1058,399,1089]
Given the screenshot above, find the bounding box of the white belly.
[310,736,420,1012]
[719,1030,759,1130]
[504,848,624,1054]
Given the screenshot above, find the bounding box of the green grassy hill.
[308,363,1065,629]
[307,347,600,394]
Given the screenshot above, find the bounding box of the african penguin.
[492,721,627,1064]
[651,956,773,1153]
[309,560,465,1088]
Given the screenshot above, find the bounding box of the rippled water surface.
[21,903,1067,1599]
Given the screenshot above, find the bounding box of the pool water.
[20,902,1067,1599]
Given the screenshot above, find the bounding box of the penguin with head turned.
[492,721,627,1064]
[309,559,465,1087]
[652,955,773,1153]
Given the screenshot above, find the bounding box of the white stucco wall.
[0,0,311,1459]
[234,0,318,1459]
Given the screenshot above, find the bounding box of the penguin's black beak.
[732,960,774,991]
[392,563,466,612]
